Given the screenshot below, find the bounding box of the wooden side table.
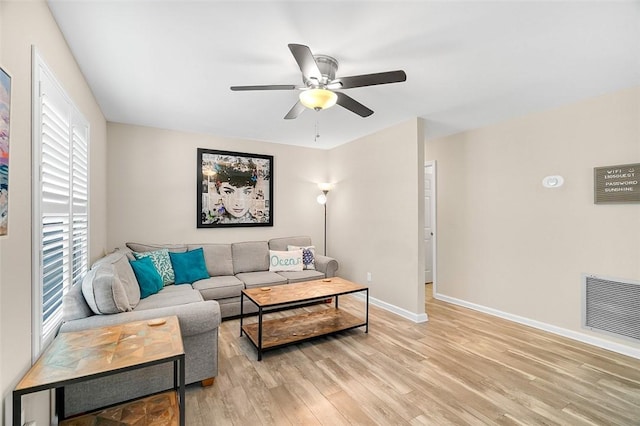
[13,316,185,426]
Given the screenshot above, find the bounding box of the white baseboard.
[352,293,429,323]
[435,293,640,360]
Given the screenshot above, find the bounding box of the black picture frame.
[197,148,273,228]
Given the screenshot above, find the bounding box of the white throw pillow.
[269,249,304,272]
[287,245,316,270]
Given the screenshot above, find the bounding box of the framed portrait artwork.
[0,65,11,237]
[197,148,273,228]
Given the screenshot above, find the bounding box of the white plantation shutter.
[71,124,89,289]
[33,51,89,355]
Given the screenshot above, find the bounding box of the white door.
[424,164,434,283]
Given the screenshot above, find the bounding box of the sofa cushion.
[63,282,93,321]
[82,260,132,314]
[126,242,187,253]
[232,241,269,274]
[132,249,175,286]
[82,252,141,314]
[269,249,304,272]
[276,269,325,283]
[188,244,234,277]
[92,251,141,308]
[129,257,163,299]
[193,275,244,300]
[236,271,288,289]
[169,248,210,284]
[268,236,312,251]
[133,285,204,311]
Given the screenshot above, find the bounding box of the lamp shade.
[300,89,338,111]
[317,193,327,205]
[318,182,333,192]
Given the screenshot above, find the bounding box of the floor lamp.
[316,183,332,256]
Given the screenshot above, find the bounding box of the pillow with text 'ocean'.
[269,249,304,272]
[287,245,316,270]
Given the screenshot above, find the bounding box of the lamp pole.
[323,193,327,256]
[317,189,329,256]
[317,184,332,256]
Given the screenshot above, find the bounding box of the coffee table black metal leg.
[240,292,244,336]
[365,288,369,333]
[258,306,263,361]
[173,359,178,391]
[335,295,339,309]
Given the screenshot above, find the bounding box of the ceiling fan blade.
[288,44,322,81]
[336,92,373,117]
[284,100,306,120]
[333,70,407,89]
[230,85,297,91]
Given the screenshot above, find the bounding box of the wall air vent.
[583,274,640,342]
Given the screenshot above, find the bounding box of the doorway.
[424,161,436,295]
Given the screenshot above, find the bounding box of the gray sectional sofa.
[60,236,338,415]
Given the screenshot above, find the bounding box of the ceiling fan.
[230,44,407,119]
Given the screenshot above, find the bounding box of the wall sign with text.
[594,163,640,204]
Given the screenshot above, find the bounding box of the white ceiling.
[47,1,640,149]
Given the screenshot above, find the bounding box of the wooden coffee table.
[240,277,369,360]
[13,316,185,426]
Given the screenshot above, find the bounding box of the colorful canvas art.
[0,66,10,237]
[197,149,273,228]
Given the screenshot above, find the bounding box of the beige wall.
[106,123,328,249]
[0,1,107,423]
[428,86,640,353]
[328,118,426,318]
[107,119,428,320]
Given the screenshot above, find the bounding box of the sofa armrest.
[59,300,220,338]
[314,255,339,277]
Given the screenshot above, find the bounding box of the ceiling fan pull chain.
[314,121,320,142]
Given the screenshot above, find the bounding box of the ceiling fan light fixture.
[299,88,337,111]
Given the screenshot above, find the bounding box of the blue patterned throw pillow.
[133,248,175,286]
[287,245,316,270]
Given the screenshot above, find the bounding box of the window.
[32,50,89,357]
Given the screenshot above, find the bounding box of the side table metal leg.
[12,392,21,426]
[56,387,65,420]
[179,356,186,426]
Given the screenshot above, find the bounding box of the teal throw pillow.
[129,257,163,298]
[169,248,210,284]
[133,248,175,286]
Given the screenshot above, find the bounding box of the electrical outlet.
[367,272,372,282]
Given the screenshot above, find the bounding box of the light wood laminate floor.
[185,285,640,425]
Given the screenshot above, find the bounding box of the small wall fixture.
[542,175,564,188]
